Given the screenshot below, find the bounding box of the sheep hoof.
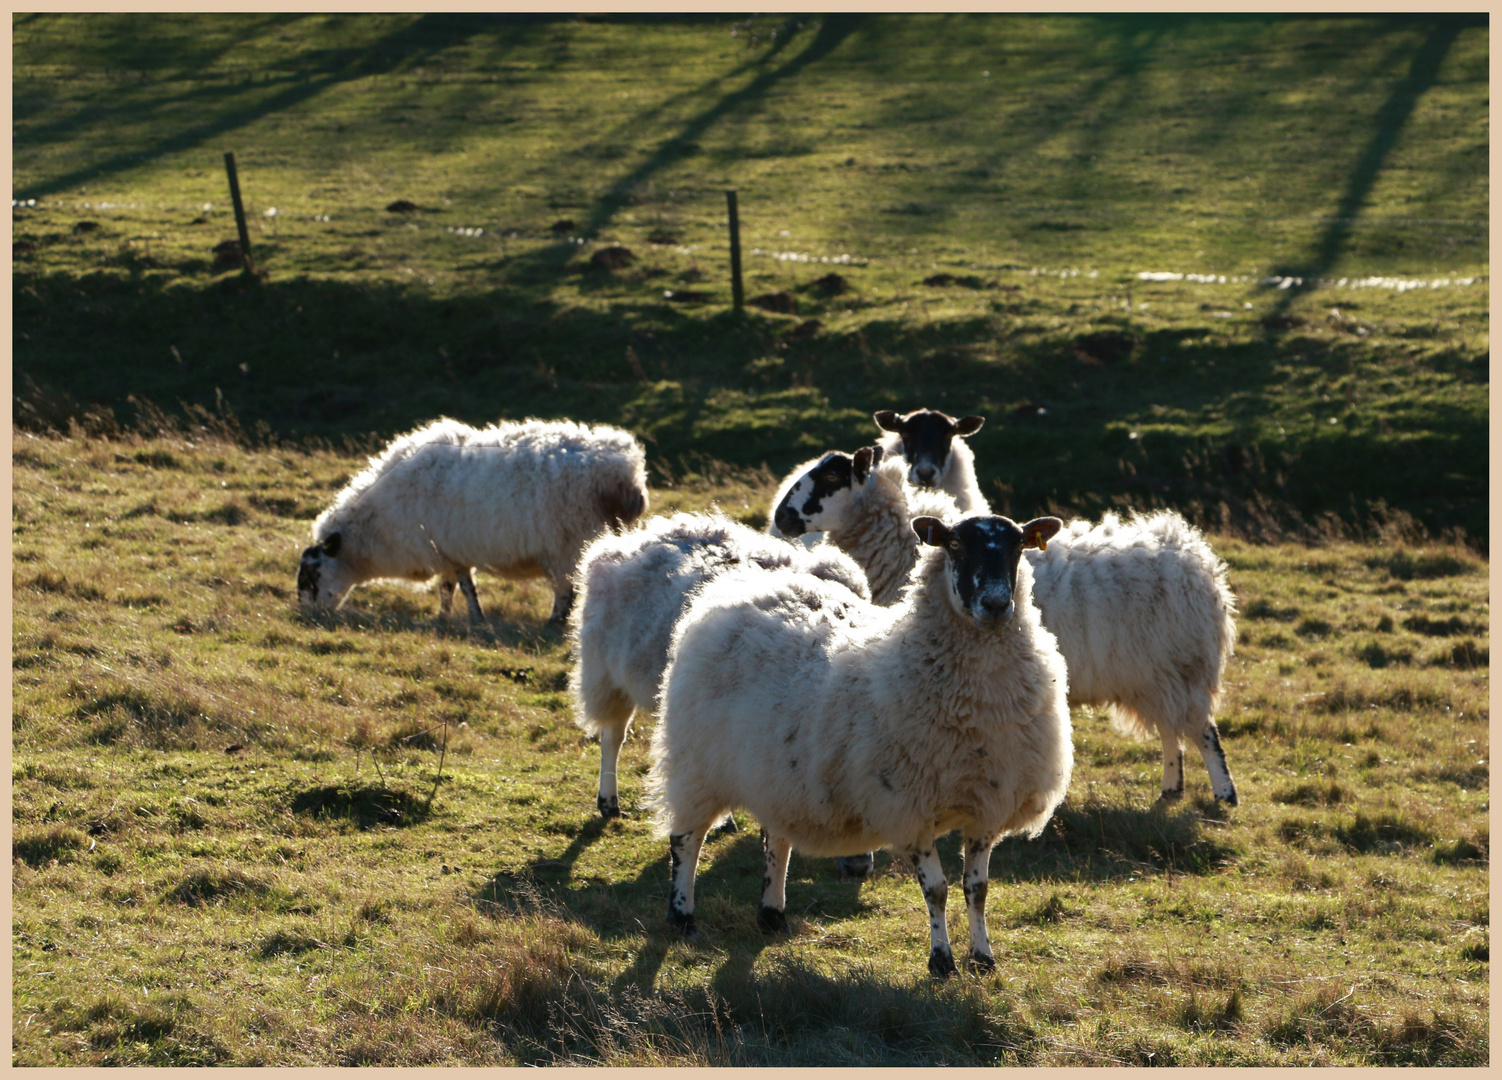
[1217,787,1240,808]
[1155,788,1184,805]
[928,947,958,980]
[967,950,996,974]
[598,795,623,819]
[756,905,789,934]
[666,909,698,937]
[837,853,874,879]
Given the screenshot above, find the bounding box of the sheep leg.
[456,570,486,626]
[837,852,875,879]
[666,825,709,936]
[961,836,997,972]
[902,842,956,979]
[1157,727,1185,802]
[596,717,632,819]
[438,576,457,616]
[547,586,575,625]
[1195,719,1239,806]
[757,829,792,934]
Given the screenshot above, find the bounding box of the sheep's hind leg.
[962,835,997,972]
[757,830,792,934]
[1156,727,1185,803]
[837,852,875,879]
[666,825,709,936]
[595,711,633,819]
[902,841,956,979]
[456,570,486,627]
[1195,719,1239,806]
[438,576,457,617]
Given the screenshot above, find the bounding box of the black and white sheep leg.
[905,843,957,979]
[961,836,997,973]
[757,830,792,933]
[456,570,486,627]
[1157,729,1186,802]
[666,827,708,936]
[438,576,457,617]
[1197,721,1239,806]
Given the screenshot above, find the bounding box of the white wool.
[306,416,647,620]
[650,546,1072,857]
[568,510,869,815]
[878,430,990,514]
[818,456,963,606]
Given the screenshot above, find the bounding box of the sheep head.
[772,445,883,538]
[873,408,984,489]
[297,532,355,610]
[913,514,1061,631]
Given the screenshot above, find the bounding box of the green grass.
[11,431,1489,1065]
[11,12,1489,541]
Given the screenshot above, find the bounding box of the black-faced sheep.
[298,417,647,625]
[568,511,869,819]
[650,513,1071,978]
[773,445,960,606]
[776,456,1240,805]
[873,407,990,513]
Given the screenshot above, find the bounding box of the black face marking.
[894,409,959,487]
[297,545,322,601]
[774,451,855,536]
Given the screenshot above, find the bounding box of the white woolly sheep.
[651,513,1071,978]
[777,460,1240,806]
[298,416,647,625]
[569,510,869,820]
[773,445,961,606]
[874,407,990,513]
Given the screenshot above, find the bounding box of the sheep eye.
[948,539,961,551]
[825,472,841,483]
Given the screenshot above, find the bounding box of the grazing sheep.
[651,513,1071,978]
[779,460,1240,806]
[298,417,647,625]
[874,407,990,513]
[569,511,870,819]
[773,445,961,606]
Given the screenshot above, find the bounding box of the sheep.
[767,453,830,549]
[873,407,990,514]
[650,512,1071,978]
[777,459,1240,805]
[569,510,870,820]
[298,417,647,625]
[773,445,961,606]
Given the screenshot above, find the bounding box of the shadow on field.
[290,783,432,828]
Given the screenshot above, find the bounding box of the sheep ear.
[852,446,877,484]
[321,532,342,557]
[955,415,985,437]
[1021,517,1062,551]
[873,409,903,433]
[869,443,884,469]
[912,516,952,548]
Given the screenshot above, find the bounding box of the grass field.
[11,13,1489,542]
[10,12,1490,1067]
[9,431,1489,1065]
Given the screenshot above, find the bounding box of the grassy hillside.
[10,431,1489,1065]
[11,13,1490,542]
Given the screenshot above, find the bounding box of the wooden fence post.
[727,189,744,312]
[223,151,255,274]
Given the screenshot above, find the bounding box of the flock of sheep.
[296,408,1239,977]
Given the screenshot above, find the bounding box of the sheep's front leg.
[902,842,956,978]
[757,830,792,934]
[547,586,575,625]
[666,825,709,936]
[456,570,486,626]
[961,835,998,972]
[1195,719,1239,806]
[438,576,457,617]
[1158,727,1185,802]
